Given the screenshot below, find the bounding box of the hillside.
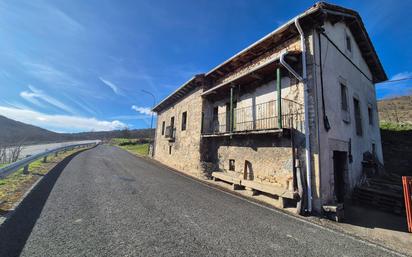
[377,95,412,176]
[0,115,154,146]
[0,115,66,145]
[378,95,412,125]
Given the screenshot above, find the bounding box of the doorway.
[333,151,348,203]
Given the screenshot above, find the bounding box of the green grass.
[110,138,132,145]
[380,121,412,131]
[118,143,149,156]
[0,148,85,207]
[109,138,150,156]
[0,163,10,168]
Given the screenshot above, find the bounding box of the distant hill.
[0,115,66,145]
[378,95,412,125]
[377,95,412,176]
[0,115,154,146]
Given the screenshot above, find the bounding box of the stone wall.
[204,135,295,190]
[154,87,204,176]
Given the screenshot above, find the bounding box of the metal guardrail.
[0,141,100,179]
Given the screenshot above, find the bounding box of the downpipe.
[279,17,313,214]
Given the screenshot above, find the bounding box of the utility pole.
[141,90,156,155]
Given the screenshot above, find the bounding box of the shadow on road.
[342,203,408,233]
[0,148,89,257]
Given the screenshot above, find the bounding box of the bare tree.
[8,144,23,163]
[0,145,7,164]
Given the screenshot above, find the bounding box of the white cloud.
[390,71,412,81]
[20,85,76,114]
[99,77,121,95]
[131,105,154,116]
[0,106,127,132]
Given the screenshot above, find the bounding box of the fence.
[203,98,304,135]
[403,176,412,233]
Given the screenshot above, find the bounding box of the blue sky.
[0,0,411,133]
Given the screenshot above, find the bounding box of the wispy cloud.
[0,106,127,132]
[99,77,121,95]
[24,62,81,87]
[48,5,83,32]
[20,85,76,114]
[131,105,154,116]
[391,71,412,81]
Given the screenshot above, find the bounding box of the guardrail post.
[23,164,29,174]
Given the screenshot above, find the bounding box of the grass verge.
[0,148,88,211]
[109,138,149,156]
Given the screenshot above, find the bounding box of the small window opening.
[169,145,172,155]
[346,34,352,52]
[181,111,187,131]
[340,83,348,111]
[368,106,373,125]
[170,116,175,129]
[229,159,235,171]
[353,98,362,136]
[161,121,165,135]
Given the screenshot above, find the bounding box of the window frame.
[340,83,349,112]
[345,33,352,53]
[338,78,350,123]
[181,111,187,131]
[368,104,373,126]
[161,121,165,135]
[353,97,363,136]
[229,159,235,171]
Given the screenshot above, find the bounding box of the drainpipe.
[295,17,312,214]
[279,17,313,214]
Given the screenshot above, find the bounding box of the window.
[340,83,348,111]
[368,105,373,125]
[181,111,187,131]
[229,159,235,171]
[170,116,174,128]
[346,34,352,52]
[201,112,204,133]
[353,98,362,136]
[161,121,165,135]
[169,145,172,155]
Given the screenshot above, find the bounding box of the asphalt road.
[0,145,401,257]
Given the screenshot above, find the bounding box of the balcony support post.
[230,86,234,137]
[277,67,282,128]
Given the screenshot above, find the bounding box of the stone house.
[152,2,387,215]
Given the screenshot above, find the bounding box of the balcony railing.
[202,99,304,135]
[165,126,176,141]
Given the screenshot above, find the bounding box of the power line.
[377,77,412,84]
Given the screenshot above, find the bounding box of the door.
[333,151,348,203]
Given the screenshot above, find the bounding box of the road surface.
[0,145,401,257]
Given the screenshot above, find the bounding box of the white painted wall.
[314,21,383,205]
